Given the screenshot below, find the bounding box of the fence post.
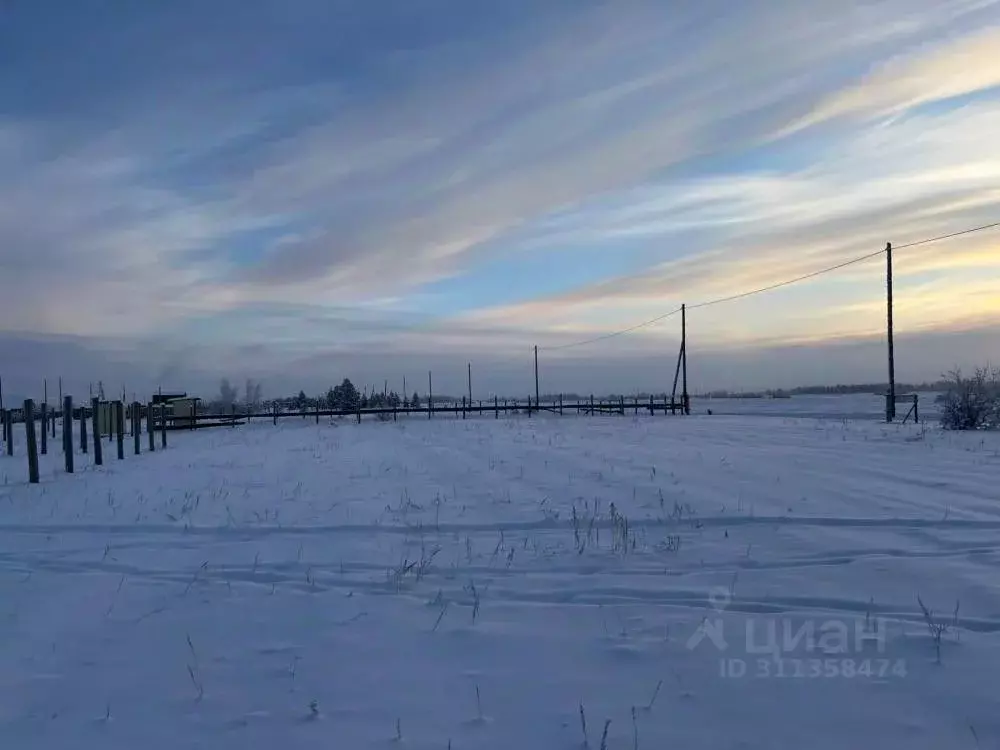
[133,402,141,455]
[116,401,125,459]
[273,402,277,426]
[4,411,11,455]
[315,402,319,425]
[63,396,74,473]
[913,394,919,424]
[559,394,563,416]
[649,394,654,416]
[462,396,467,420]
[24,399,39,484]
[80,403,88,453]
[160,403,167,448]
[147,402,155,451]
[527,396,532,418]
[91,398,102,465]
[620,395,625,415]
[428,371,433,419]
[495,395,499,419]
[40,403,48,455]
[590,394,594,415]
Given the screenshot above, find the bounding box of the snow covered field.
[693,392,940,421]
[2,412,999,748]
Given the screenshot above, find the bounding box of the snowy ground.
[693,392,941,421]
[1,411,999,749]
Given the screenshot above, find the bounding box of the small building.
[152,392,187,405]
[168,397,202,428]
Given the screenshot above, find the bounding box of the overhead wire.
[539,220,1000,351]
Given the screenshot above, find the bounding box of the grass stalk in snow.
[599,719,612,750]
[644,679,663,712]
[917,595,960,664]
[432,601,450,632]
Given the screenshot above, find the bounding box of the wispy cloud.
[0,0,998,398]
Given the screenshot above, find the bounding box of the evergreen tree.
[330,378,360,411]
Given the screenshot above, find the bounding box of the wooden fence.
[0,398,171,484]
[0,392,688,485]
[192,392,690,425]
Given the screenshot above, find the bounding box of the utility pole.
[886,242,895,423]
[681,304,689,415]
[534,346,540,409]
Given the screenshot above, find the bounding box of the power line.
[687,247,885,311]
[541,306,682,351]
[892,221,1000,250]
[540,220,1000,350]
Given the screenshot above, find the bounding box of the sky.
[1,0,999,403]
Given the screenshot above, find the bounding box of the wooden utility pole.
[534,346,540,414]
[681,304,689,415]
[885,242,895,423]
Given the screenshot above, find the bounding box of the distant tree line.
[701,381,953,399]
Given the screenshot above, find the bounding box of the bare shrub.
[939,366,1000,431]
